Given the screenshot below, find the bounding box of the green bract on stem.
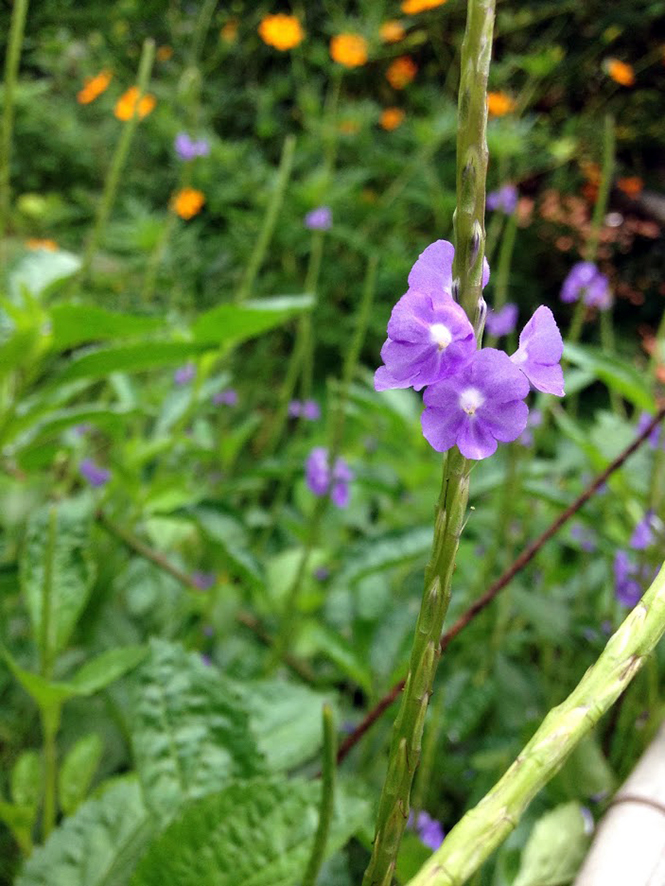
[361,6,495,883]
[407,561,665,886]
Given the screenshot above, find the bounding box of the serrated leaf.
[131,777,370,886]
[191,295,313,346]
[20,499,95,660]
[50,304,163,349]
[58,733,104,816]
[15,777,153,886]
[68,646,147,695]
[564,343,654,411]
[513,802,591,886]
[131,639,264,822]
[334,527,433,588]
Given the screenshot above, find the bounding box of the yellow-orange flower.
[401,0,447,13]
[617,176,644,198]
[171,188,205,220]
[77,70,112,105]
[258,14,304,51]
[330,34,368,68]
[380,20,406,43]
[487,91,516,116]
[220,19,239,43]
[25,238,57,251]
[607,59,635,86]
[380,107,405,131]
[386,55,417,89]
[114,86,156,121]
[156,45,173,61]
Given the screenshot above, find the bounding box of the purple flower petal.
[486,183,518,214]
[305,207,332,231]
[485,303,518,338]
[511,306,564,396]
[79,458,110,488]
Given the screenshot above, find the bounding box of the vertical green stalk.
[41,702,61,839]
[77,38,156,286]
[361,4,495,883]
[39,506,57,680]
[235,134,296,304]
[407,561,665,886]
[302,704,337,886]
[189,0,217,65]
[0,0,30,256]
[39,506,58,838]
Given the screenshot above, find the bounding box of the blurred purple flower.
[510,306,564,396]
[518,407,543,447]
[202,624,214,637]
[613,551,643,607]
[174,132,210,160]
[288,400,301,417]
[570,523,597,552]
[191,571,216,591]
[79,458,110,488]
[637,412,665,450]
[560,262,611,310]
[304,206,332,230]
[486,183,518,214]
[200,653,212,666]
[305,447,353,508]
[421,349,529,460]
[630,510,658,550]
[302,399,321,421]
[408,810,445,852]
[213,388,238,406]
[314,566,330,581]
[485,303,518,338]
[73,423,92,437]
[174,363,196,385]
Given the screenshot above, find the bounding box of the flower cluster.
[114,86,156,121]
[213,389,238,406]
[171,187,205,220]
[560,262,611,310]
[77,70,112,105]
[330,34,368,68]
[613,510,662,607]
[407,810,444,851]
[305,447,353,508]
[304,207,332,231]
[258,14,305,51]
[486,183,518,215]
[485,302,518,338]
[375,240,564,460]
[174,133,210,161]
[288,399,320,420]
[79,458,110,488]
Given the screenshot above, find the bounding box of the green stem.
[189,0,217,65]
[41,702,61,839]
[407,560,665,886]
[0,0,30,256]
[362,4,495,881]
[586,114,614,263]
[39,506,57,680]
[77,38,156,287]
[235,134,296,303]
[302,704,337,886]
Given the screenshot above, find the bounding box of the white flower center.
[459,387,485,416]
[430,323,452,350]
[512,347,527,365]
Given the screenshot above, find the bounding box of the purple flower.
[79,458,110,488]
[408,811,445,852]
[630,510,658,550]
[191,571,216,591]
[174,363,196,385]
[614,551,643,607]
[174,132,210,161]
[518,407,543,447]
[485,303,518,338]
[510,306,565,396]
[637,413,665,450]
[288,400,302,418]
[406,240,490,305]
[486,183,518,214]
[305,447,353,508]
[73,423,92,437]
[314,566,330,581]
[200,653,213,666]
[560,262,611,310]
[304,207,332,231]
[201,624,214,637]
[213,388,238,406]
[570,523,597,552]
[302,399,321,421]
[421,349,530,460]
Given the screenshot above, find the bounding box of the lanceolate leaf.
[50,304,163,350]
[191,295,313,346]
[564,343,655,411]
[333,526,433,589]
[58,733,104,816]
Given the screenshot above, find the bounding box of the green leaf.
[513,802,591,886]
[20,499,95,659]
[58,733,104,816]
[564,343,655,411]
[191,295,313,346]
[300,621,373,695]
[9,250,81,301]
[11,750,43,809]
[131,777,370,886]
[131,639,264,822]
[50,304,163,350]
[15,777,154,886]
[12,405,137,454]
[68,646,147,695]
[334,527,433,588]
[2,648,78,709]
[192,505,264,590]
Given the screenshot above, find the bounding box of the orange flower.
[380,20,406,43]
[114,86,156,121]
[330,34,368,68]
[77,70,112,105]
[401,0,447,12]
[338,119,361,135]
[25,238,57,251]
[617,176,644,198]
[380,107,405,130]
[258,14,304,51]
[156,45,173,61]
[607,59,635,86]
[171,188,205,220]
[386,55,417,89]
[487,91,516,116]
[220,19,239,43]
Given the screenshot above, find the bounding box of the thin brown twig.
[95,510,318,685]
[336,406,665,765]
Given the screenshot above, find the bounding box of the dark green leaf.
[68,646,147,695]
[50,304,163,350]
[191,295,313,346]
[564,343,655,411]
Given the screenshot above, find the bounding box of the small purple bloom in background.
[191,571,216,591]
[213,388,238,406]
[560,262,612,310]
[510,306,565,396]
[79,458,110,488]
[637,412,665,450]
[73,423,92,437]
[422,349,530,460]
[174,363,196,385]
[518,407,543,447]
[570,523,597,552]
[485,303,518,338]
[486,183,518,214]
[408,811,445,852]
[302,399,321,421]
[304,206,332,231]
[200,653,212,666]
[174,132,210,161]
[202,624,214,637]
[305,447,353,508]
[288,400,302,418]
[613,551,659,608]
[314,566,330,581]
[630,510,659,550]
